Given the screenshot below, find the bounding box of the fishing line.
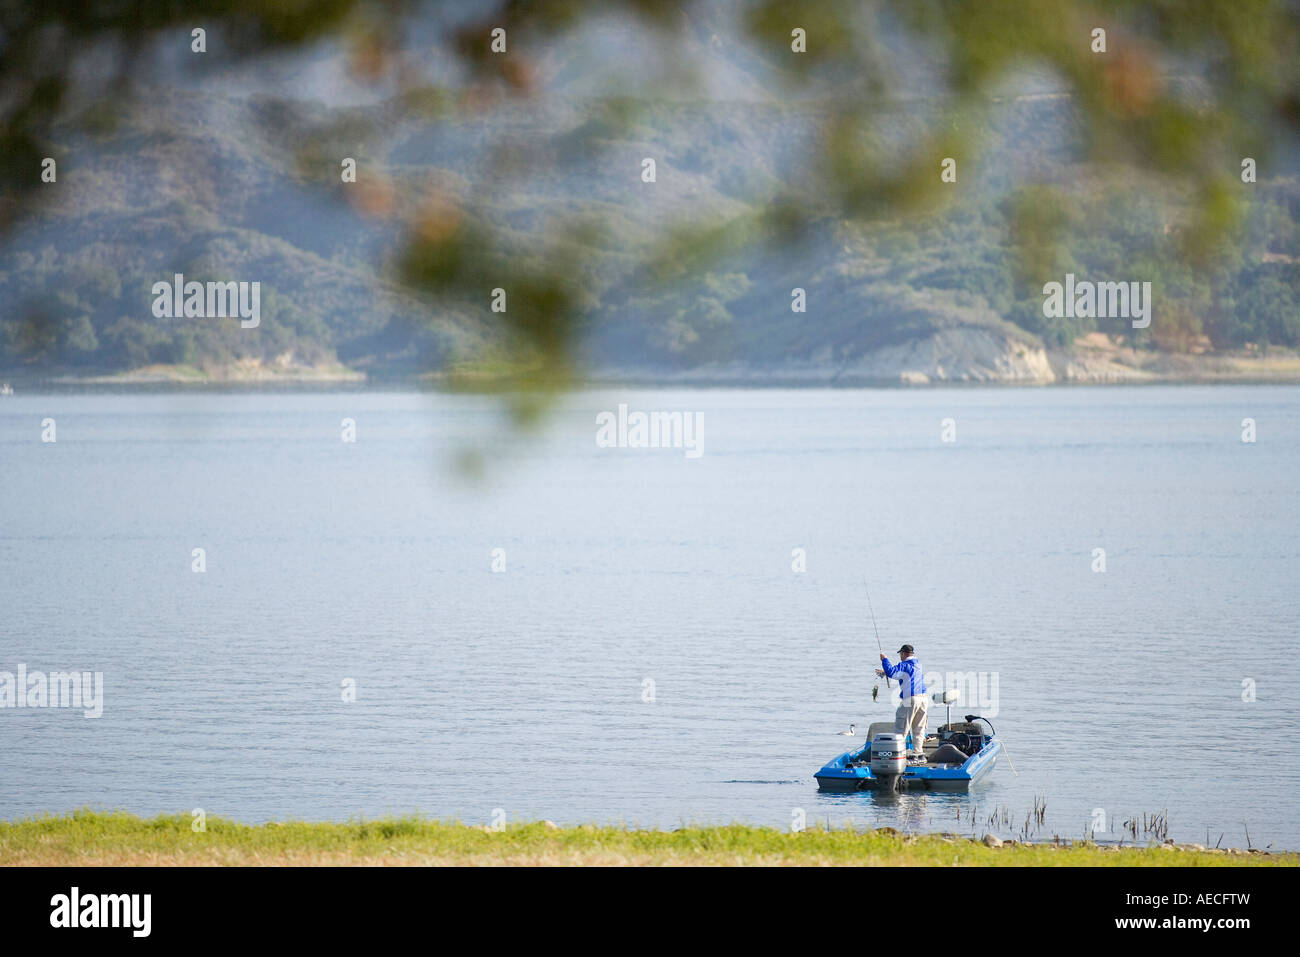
[865,575,890,693]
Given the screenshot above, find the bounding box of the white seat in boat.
[866,722,896,740]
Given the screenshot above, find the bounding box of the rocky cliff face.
[837,327,1056,385]
[603,326,1057,385]
[598,326,1300,386]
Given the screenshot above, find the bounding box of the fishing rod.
[865,575,890,693]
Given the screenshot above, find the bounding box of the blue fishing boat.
[815,710,1002,792]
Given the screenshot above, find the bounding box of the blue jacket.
[881,656,926,697]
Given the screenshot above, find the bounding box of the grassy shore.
[1,812,1294,866]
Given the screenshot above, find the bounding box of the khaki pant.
[895,696,929,754]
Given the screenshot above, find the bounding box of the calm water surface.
[2,386,1297,848]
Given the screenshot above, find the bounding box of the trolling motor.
[937,715,995,760]
[932,713,996,759]
[965,714,995,735]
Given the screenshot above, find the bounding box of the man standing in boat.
[877,644,928,760]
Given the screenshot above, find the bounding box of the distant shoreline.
[3,369,1299,393]
[3,343,1300,392]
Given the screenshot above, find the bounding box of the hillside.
[1,84,1298,385]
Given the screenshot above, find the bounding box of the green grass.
[1,811,1293,866]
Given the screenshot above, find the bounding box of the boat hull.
[814,738,1001,792]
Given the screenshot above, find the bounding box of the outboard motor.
[870,732,907,788]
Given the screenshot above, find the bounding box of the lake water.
[2,385,1297,849]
